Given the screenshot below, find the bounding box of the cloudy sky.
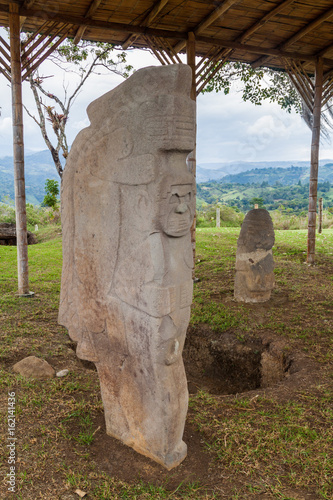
[0,28,333,165]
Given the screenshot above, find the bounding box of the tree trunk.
[307,58,323,265]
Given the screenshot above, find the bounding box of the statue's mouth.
[167,212,191,235]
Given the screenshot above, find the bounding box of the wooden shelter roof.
[0,0,333,74]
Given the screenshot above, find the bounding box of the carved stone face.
[159,182,195,237]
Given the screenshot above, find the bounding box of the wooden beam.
[238,0,295,44]
[0,53,11,73]
[197,52,230,94]
[0,42,11,62]
[322,80,333,106]
[252,6,333,68]
[307,58,324,265]
[22,20,52,50]
[122,0,170,49]
[196,47,225,78]
[187,32,196,100]
[21,0,38,26]
[23,0,37,8]
[2,3,332,70]
[145,37,167,65]
[316,43,333,59]
[22,30,70,80]
[285,66,313,113]
[290,61,314,99]
[195,46,218,73]
[143,0,170,27]
[186,32,197,272]
[148,36,172,64]
[284,8,333,52]
[197,48,230,85]
[196,35,333,67]
[73,25,86,45]
[0,35,10,52]
[73,0,104,44]
[11,4,188,39]
[174,0,239,53]
[9,2,33,297]
[0,67,11,81]
[22,22,62,62]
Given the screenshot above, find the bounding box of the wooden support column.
[307,58,323,265]
[318,197,323,234]
[9,3,33,297]
[186,32,197,271]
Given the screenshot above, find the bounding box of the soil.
[1,236,333,499]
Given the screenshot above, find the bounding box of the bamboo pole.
[318,197,323,234]
[307,58,324,265]
[9,3,33,297]
[186,32,197,273]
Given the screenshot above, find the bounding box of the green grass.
[1,228,333,498]
[190,389,333,499]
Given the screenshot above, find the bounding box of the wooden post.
[307,58,323,265]
[318,197,323,233]
[187,32,197,273]
[216,207,220,228]
[10,4,33,297]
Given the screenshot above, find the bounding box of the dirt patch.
[82,413,211,491]
[184,325,295,395]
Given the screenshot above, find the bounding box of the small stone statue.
[234,209,275,303]
[58,65,196,469]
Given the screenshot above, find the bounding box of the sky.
[0,28,333,165]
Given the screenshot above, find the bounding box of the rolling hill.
[0,150,61,204]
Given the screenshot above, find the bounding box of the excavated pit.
[183,325,292,395]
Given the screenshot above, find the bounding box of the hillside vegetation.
[0,150,60,204]
[197,164,333,214]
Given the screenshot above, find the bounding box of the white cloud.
[0,27,333,164]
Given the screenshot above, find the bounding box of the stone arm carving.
[113,232,176,318]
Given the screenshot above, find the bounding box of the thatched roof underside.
[0,0,332,75]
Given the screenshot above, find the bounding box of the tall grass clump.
[271,209,333,230]
[0,198,60,230]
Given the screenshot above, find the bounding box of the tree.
[203,61,333,134]
[23,39,133,177]
[202,62,302,113]
[251,197,264,208]
[43,179,59,208]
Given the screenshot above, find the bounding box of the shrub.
[197,204,244,228]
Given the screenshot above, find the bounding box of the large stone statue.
[234,208,275,303]
[58,65,196,469]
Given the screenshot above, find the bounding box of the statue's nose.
[175,202,188,214]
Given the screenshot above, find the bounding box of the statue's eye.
[170,194,179,203]
[185,193,191,202]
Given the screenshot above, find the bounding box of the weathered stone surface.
[0,223,37,246]
[13,356,55,379]
[234,209,275,303]
[59,65,196,469]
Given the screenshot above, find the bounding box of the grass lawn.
[0,227,332,499]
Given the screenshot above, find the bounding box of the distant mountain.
[197,163,333,213]
[0,150,62,204]
[220,164,333,186]
[2,151,333,206]
[196,160,333,183]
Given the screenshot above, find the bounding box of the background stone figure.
[58,65,196,469]
[234,209,275,303]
